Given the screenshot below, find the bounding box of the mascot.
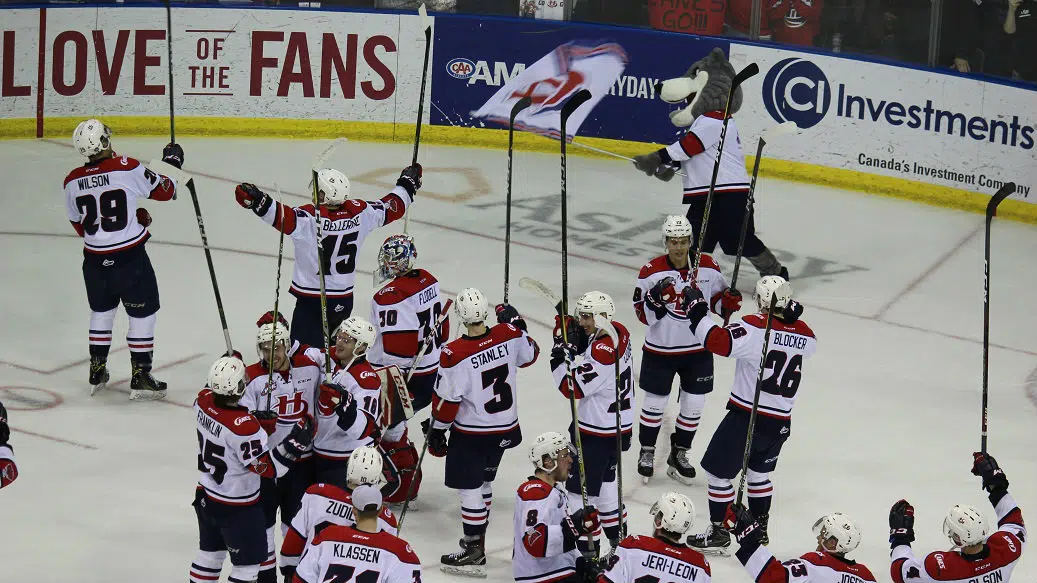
[633,48,788,281]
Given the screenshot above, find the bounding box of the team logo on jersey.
[276,392,309,420]
[762,58,831,129]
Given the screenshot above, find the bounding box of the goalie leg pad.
[380,428,421,503]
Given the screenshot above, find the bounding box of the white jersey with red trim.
[257,186,411,298]
[304,347,384,422]
[550,322,635,437]
[433,324,540,435]
[64,155,177,253]
[663,112,750,202]
[739,545,877,583]
[368,269,449,376]
[239,353,323,455]
[633,254,729,355]
[602,535,712,583]
[692,313,817,420]
[294,524,421,583]
[0,444,17,489]
[281,483,399,569]
[194,389,275,505]
[891,493,1025,583]
[313,385,378,460]
[513,478,579,583]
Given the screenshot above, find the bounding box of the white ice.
[1,136,1034,582]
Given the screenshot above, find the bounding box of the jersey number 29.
[75,189,128,235]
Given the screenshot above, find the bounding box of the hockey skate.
[666,436,696,485]
[88,357,110,396]
[686,523,731,556]
[637,446,655,484]
[440,536,486,578]
[130,365,167,401]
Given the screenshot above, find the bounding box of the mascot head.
[657,47,743,127]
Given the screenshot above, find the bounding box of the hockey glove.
[888,499,916,547]
[972,452,1009,501]
[681,287,709,329]
[136,208,152,228]
[256,311,290,329]
[252,410,277,436]
[777,300,804,325]
[275,416,314,462]
[235,183,273,217]
[645,277,677,319]
[550,337,578,369]
[0,400,9,444]
[162,142,184,169]
[396,164,422,197]
[724,503,764,547]
[563,506,600,546]
[495,303,528,331]
[318,383,347,414]
[719,288,742,319]
[553,314,589,354]
[426,426,448,458]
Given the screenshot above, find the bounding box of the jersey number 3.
[482,364,514,414]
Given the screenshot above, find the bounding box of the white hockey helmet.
[529,431,572,472]
[336,317,376,351]
[662,215,693,239]
[207,356,247,398]
[376,234,417,284]
[943,504,989,547]
[650,492,696,535]
[313,168,351,206]
[812,513,862,554]
[256,321,290,355]
[574,291,615,321]
[455,288,490,325]
[754,276,793,312]
[73,119,112,158]
[346,445,386,489]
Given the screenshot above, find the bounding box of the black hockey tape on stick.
[164,0,175,143]
[981,181,1015,453]
[186,178,234,354]
[504,96,533,303]
[735,292,778,506]
[411,4,432,167]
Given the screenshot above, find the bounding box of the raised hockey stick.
[735,293,779,505]
[602,320,627,539]
[265,184,288,411]
[403,4,433,235]
[691,63,759,285]
[164,0,176,145]
[519,276,597,553]
[560,89,592,313]
[981,182,1015,453]
[725,121,799,325]
[309,138,348,386]
[504,96,533,303]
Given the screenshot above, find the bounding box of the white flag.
[470,42,628,140]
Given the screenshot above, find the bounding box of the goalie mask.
[375,234,417,286]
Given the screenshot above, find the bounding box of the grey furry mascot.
[633,48,787,280]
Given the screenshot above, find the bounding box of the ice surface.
[1,136,1034,582]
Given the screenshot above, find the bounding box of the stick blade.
[147,159,192,193]
[986,182,1016,217]
[762,121,799,141]
[519,277,561,307]
[418,3,431,32]
[510,96,533,122]
[312,138,349,171]
[733,63,760,88]
[561,89,593,122]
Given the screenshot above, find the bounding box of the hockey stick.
[265,184,287,411]
[725,121,799,325]
[691,63,759,285]
[735,293,778,505]
[570,141,687,178]
[403,4,433,235]
[164,0,176,145]
[504,96,533,303]
[519,276,597,553]
[981,182,1016,453]
[602,321,626,539]
[560,89,592,315]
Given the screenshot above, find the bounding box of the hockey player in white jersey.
[367,234,448,505]
[597,492,711,583]
[233,162,421,348]
[64,119,183,399]
[514,431,600,583]
[191,357,315,583]
[426,288,540,576]
[681,276,816,553]
[632,215,740,484]
[0,401,17,489]
[631,49,787,280]
[280,445,400,580]
[550,292,634,548]
[724,502,876,583]
[293,484,421,583]
[889,452,1025,583]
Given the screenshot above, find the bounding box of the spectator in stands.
[726,0,773,39]
[943,0,1013,76]
[1004,0,1035,81]
[769,0,823,46]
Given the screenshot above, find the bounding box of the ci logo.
[762,58,831,129]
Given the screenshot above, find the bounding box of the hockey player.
[632,215,740,484]
[724,502,876,583]
[293,484,422,583]
[0,401,17,489]
[681,276,816,553]
[233,162,421,348]
[367,234,448,505]
[191,356,315,583]
[598,492,710,583]
[64,119,183,399]
[889,452,1025,583]
[427,288,540,576]
[550,292,634,549]
[280,445,400,580]
[514,431,601,583]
